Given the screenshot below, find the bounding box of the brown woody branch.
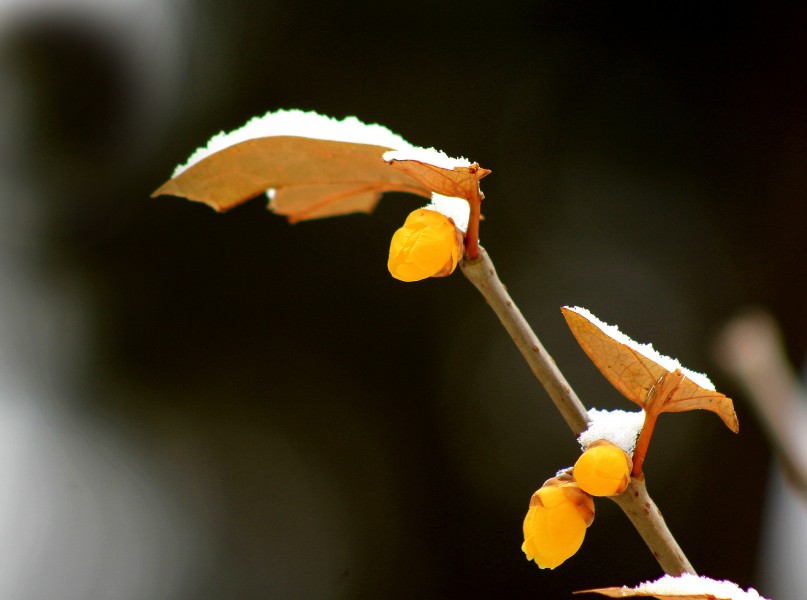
[460,246,696,576]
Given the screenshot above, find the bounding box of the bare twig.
[714,310,807,503]
[461,246,696,576]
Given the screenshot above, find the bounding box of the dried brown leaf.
[152,135,489,223]
[561,306,738,432]
[577,587,719,599]
[578,574,769,600]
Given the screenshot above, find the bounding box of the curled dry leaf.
[561,306,738,433]
[578,588,720,599]
[152,109,490,223]
[577,573,770,600]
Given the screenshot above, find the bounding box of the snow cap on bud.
[573,439,632,497]
[521,473,595,570]
[388,208,464,282]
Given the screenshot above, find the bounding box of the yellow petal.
[522,482,594,569]
[535,485,567,509]
[388,209,463,282]
[573,441,632,497]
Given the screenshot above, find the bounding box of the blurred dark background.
[0,1,805,598]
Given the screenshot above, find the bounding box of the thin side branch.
[714,310,807,504]
[460,246,696,576]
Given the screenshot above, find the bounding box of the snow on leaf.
[577,573,770,600]
[152,109,490,223]
[171,110,423,176]
[578,408,645,454]
[424,193,472,233]
[561,306,738,433]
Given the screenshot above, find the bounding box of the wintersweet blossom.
[388,208,464,282]
[573,440,632,497]
[522,475,595,569]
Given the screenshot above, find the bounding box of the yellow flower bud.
[521,475,595,569]
[573,440,632,497]
[387,209,464,282]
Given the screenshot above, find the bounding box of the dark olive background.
[1,1,805,598]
